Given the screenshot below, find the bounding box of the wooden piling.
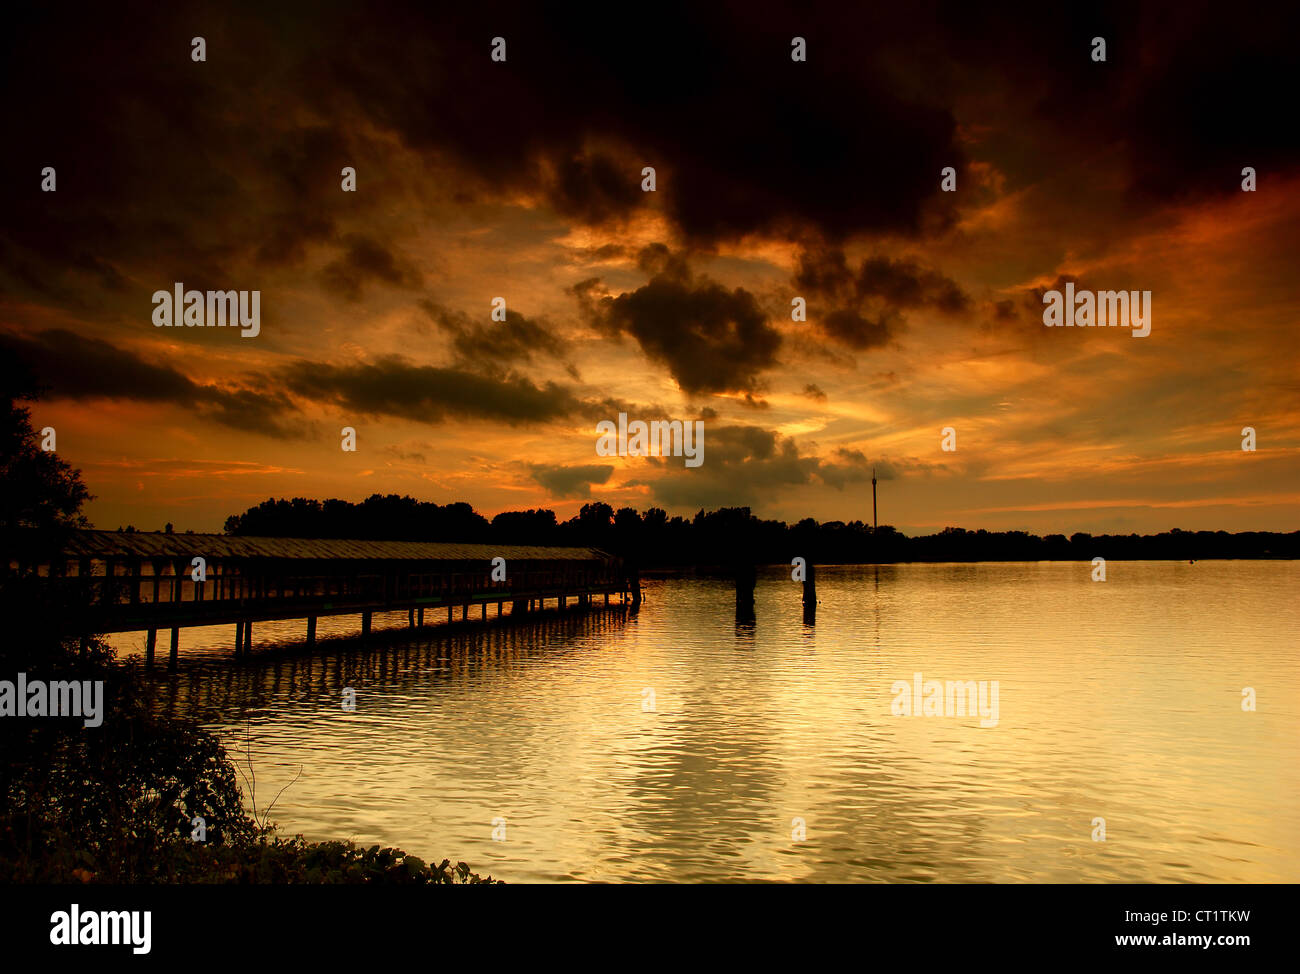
[145,629,156,666]
[242,621,252,655]
[417,607,425,626]
[306,615,317,650]
[735,563,756,624]
[234,620,243,657]
[168,627,180,670]
[802,561,817,625]
[362,611,372,636]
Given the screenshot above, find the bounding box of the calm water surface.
[119,561,1300,882]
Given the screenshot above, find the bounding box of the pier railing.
[7,530,629,662]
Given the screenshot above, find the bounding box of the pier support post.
[168,627,180,670]
[306,615,317,650]
[604,592,609,606]
[448,606,454,624]
[234,621,244,657]
[418,607,425,627]
[362,611,372,636]
[481,603,487,620]
[802,561,817,626]
[735,563,756,624]
[146,629,157,666]
[409,607,415,628]
[243,621,252,655]
[512,599,526,616]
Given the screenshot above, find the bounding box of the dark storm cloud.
[421,302,570,370]
[547,153,646,227]
[575,246,781,396]
[280,356,588,426]
[797,248,971,313]
[0,8,364,316]
[1,329,193,403]
[306,4,965,246]
[856,257,970,315]
[303,3,1298,235]
[320,234,423,302]
[820,309,897,351]
[3,1,1295,341]
[795,247,970,349]
[528,463,615,500]
[0,327,595,435]
[0,329,302,438]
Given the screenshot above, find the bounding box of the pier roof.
[56,529,611,563]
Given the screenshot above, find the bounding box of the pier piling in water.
[802,561,817,625]
[735,563,756,623]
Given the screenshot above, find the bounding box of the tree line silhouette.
[219,495,1300,565]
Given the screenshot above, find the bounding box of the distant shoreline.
[640,556,1299,577]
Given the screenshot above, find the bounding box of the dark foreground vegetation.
[222,495,1300,564]
[0,384,497,883]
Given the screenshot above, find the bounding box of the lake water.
[121,561,1300,883]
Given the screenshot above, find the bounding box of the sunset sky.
[3,2,1297,536]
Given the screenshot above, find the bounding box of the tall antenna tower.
[872,466,878,532]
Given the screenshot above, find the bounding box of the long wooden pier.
[17,530,632,667]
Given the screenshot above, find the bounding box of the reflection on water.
[127,562,1300,882]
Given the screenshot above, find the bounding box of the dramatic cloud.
[528,463,615,500]
[576,246,781,396]
[1,3,1295,533]
[422,302,570,371]
[303,5,965,246]
[0,328,303,438]
[795,248,971,349]
[280,356,589,426]
[320,234,423,302]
